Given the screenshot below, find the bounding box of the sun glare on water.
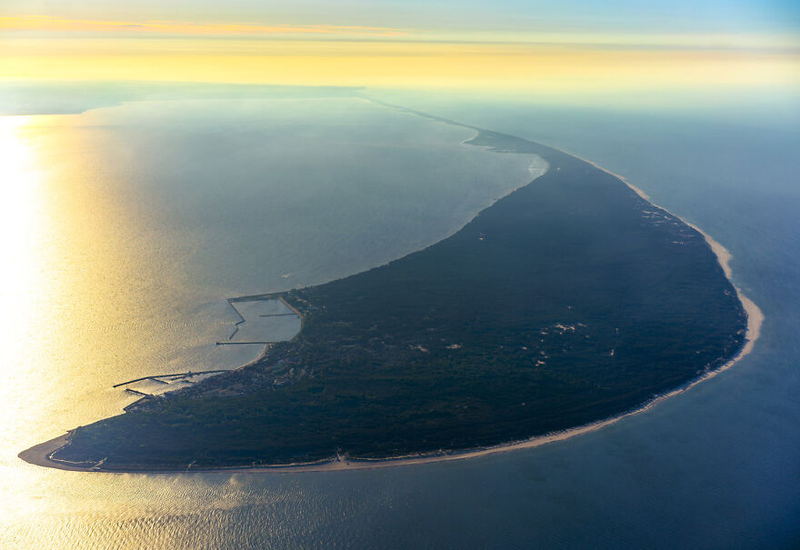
[0,117,46,364]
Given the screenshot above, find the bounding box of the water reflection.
[0,99,543,548]
[0,116,45,370]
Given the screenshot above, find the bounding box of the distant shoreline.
[19,145,762,475]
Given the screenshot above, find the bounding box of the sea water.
[1,91,798,549]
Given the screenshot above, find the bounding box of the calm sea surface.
[1,93,798,549]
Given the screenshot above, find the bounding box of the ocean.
[1,88,798,548]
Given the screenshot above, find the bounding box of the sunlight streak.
[0,117,44,346]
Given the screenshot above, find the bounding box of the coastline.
[18,148,763,476]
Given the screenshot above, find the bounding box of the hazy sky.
[2,0,798,34]
[1,1,798,96]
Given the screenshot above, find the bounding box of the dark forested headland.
[34,127,748,470]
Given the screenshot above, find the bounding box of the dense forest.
[54,128,747,469]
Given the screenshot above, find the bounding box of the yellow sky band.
[2,38,797,91]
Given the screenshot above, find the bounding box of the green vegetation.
[54,129,747,469]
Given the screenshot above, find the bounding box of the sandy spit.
[19,151,763,475]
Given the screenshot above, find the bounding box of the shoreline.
[19,149,763,475]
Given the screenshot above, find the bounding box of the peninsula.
[21,124,752,472]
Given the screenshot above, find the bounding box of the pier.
[225,298,247,340]
[113,370,229,388]
[258,313,298,318]
[215,341,270,346]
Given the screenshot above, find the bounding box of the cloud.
[0,15,410,37]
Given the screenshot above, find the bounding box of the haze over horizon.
[2,0,798,105]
